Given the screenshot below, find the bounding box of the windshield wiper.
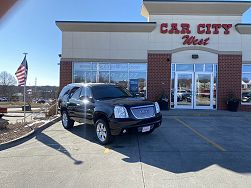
[98,97,116,100]
[114,95,130,98]
[98,96,130,100]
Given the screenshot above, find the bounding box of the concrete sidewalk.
[1,114,251,188]
[161,109,251,117]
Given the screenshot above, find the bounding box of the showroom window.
[242,65,251,104]
[73,62,147,97]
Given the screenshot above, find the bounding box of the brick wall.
[240,105,251,111]
[60,61,72,90]
[218,55,242,110]
[147,53,171,107]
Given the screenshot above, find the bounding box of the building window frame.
[73,62,148,98]
[241,64,251,105]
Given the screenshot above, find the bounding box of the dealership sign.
[160,23,232,46]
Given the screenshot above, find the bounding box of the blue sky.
[0,0,250,86]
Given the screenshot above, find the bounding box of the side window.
[71,88,82,100]
[69,87,80,98]
[80,87,92,98]
[59,86,71,97]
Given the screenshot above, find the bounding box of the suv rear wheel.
[95,119,113,145]
[61,111,74,129]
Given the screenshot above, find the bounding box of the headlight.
[155,102,160,113]
[114,106,129,118]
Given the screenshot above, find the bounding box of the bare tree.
[0,71,17,98]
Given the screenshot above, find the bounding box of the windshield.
[91,85,132,100]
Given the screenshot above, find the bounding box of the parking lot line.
[174,117,226,152]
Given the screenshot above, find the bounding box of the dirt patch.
[0,120,44,144]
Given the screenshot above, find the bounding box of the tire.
[61,111,74,129]
[95,119,113,145]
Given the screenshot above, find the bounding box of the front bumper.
[109,113,162,135]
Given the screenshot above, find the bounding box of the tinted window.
[69,87,80,98]
[80,87,92,98]
[71,88,81,100]
[59,86,71,97]
[91,85,132,100]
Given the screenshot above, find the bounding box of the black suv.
[59,83,162,144]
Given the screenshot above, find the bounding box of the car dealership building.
[56,0,251,111]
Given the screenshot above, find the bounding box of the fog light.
[123,129,127,134]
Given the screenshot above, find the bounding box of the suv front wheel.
[95,119,113,145]
[61,111,74,129]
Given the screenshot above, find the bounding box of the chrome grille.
[131,105,155,119]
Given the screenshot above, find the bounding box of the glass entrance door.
[194,73,214,109]
[174,73,193,109]
[174,72,214,109]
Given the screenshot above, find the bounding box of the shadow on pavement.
[69,117,251,174]
[35,132,83,165]
[2,116,251,173]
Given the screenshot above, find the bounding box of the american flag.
[15,55,28,86]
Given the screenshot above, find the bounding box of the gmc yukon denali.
[59,83,162,145]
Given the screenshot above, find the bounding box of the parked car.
[59,83,162,145]
[171,91,182,102]
[0,97,8,102]
[36,99,46,104]
[242,92,251,103]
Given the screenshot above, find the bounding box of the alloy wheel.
[96,122,107,142]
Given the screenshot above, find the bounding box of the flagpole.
[24,83,26,123]
[23,53,28,123]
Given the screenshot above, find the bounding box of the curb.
[162,114,251,118]
[0,116,61,150]
[0,130,35,146]
[4,114,25,118]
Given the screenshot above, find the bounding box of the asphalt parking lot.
[1,111,251,188]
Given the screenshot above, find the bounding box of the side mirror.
[79,95,85,100]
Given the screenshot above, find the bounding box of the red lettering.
[169,23,180,34]
[180,23,191,34]
[198,39,204,45]
[160,23,168,34]
[182,35,210,46]
[182,35,194,45]
[193,39,199,45]
[203,37,210,45]
[197,24,205,34]
[206,24,212,34]
[182,35,189,45]
[222,24,232,34]
[212,24,222,34]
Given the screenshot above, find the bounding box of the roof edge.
[142,0,251,17]
[235,23,251,34]
[143,0,251,3]
[56,21,157,32]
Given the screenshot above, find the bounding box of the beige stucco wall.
[62,32,149,60]
[61,15,250,62]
